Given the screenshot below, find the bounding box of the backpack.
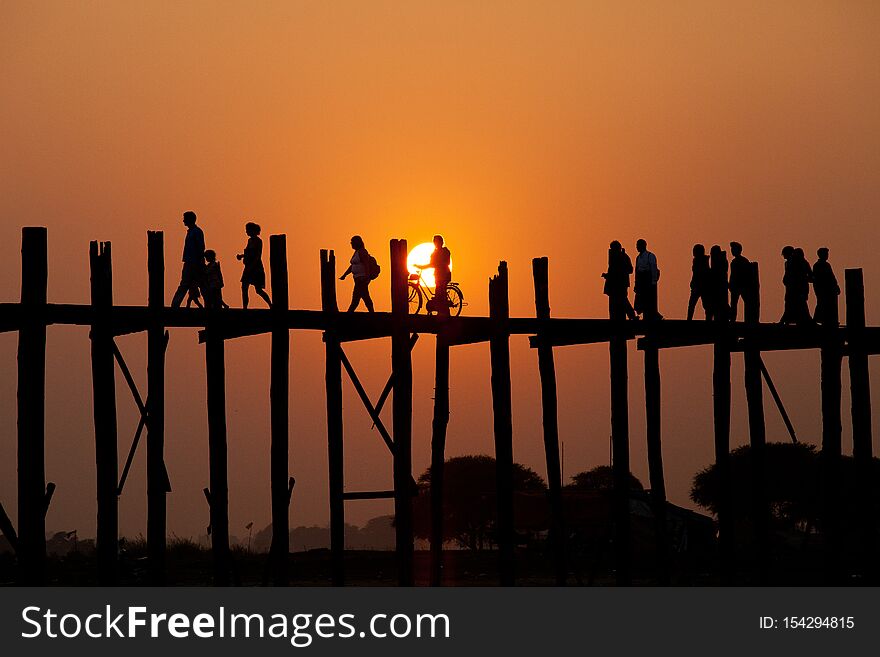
[367,254,381,280]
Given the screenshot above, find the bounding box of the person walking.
[602,240,637,321]
[708,245,730,321]
[687,243,710,320]
[728,241,752,321]
[794,248,814,324]
[202,249,228,310]
[634,238,662,320]
[339,235,376,312]
[780,245,796,324]
[170,210,206,308]
[812,247,840,326]
[237,221,272,308]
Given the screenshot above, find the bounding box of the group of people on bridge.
[339,233,452,314]
[168,213,839,325]
[170,211,272,310]
[168,211,454,315]
[602,239,841,325]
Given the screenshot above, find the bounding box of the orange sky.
[1,1,879,541]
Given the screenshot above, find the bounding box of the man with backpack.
[602,240,637,320]
[340,235,379,312]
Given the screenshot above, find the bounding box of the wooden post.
[321,249,345,586]
[532,257,565,585]
[643,342,668,584]
[89,241,118,585]
[205,329,230,585]
[18,227,48,584]
[146,231,166,583]
[269,235,290,585]
[820,326,842,583]
[430,331,450,586]
[743,262,768,583]
[845,268,874,579]
[391,239,414,586]
[489,261,515,586]
[609,319,631,586]
[714,332,733,584]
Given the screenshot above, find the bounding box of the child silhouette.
[202,249,228,309]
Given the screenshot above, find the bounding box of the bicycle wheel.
[446,286,464,317]
[408,283,423,314]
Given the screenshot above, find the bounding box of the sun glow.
[407,241,452,288]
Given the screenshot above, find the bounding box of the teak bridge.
[0,227,877,586]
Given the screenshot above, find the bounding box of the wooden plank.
[146,231,167,584]
[489,261,515,586]
[269,234,290,586]
[532,257,565,585]
[391,239,414,586]
[343,490,396,501]
[89,240,118,585]
[0,303,23,333]
[3,300,877,352]
[845,268,875,579]
[18,227,47,585]
[321,249,345,586]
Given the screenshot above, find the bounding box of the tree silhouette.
[566,465,644,491]
[691,441,880,532]
[413,455,546,550]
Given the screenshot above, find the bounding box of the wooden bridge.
[0,227,877,585]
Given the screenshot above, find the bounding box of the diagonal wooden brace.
[758,355,799,444]
[0,501,18,554]
[287,477,296,506]
[43,483,56,517]
[338,337,420,490]
[115,332,171,496]
[203,487,212,535]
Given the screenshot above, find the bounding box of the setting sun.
[407,241,452,288]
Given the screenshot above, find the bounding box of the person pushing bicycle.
[417,234,452,315]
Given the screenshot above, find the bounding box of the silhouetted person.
[634,238,661,320]
[340,235,375,312]
[779,245,796,323]
[236,222,272,308]
[812,247,840,326]
[780,246,813,324]
[782,247,813,325]
[602,240,636,320]
[708,245,729,321]
[417,234,452,316]
[170,211,206,308]
[687,243,710,321]
[185,285,203,308]
[202,249,228,310]
[728,241,752,321]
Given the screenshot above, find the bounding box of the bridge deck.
[0,302,878,352]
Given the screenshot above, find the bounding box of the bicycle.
[408,268,465,316]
